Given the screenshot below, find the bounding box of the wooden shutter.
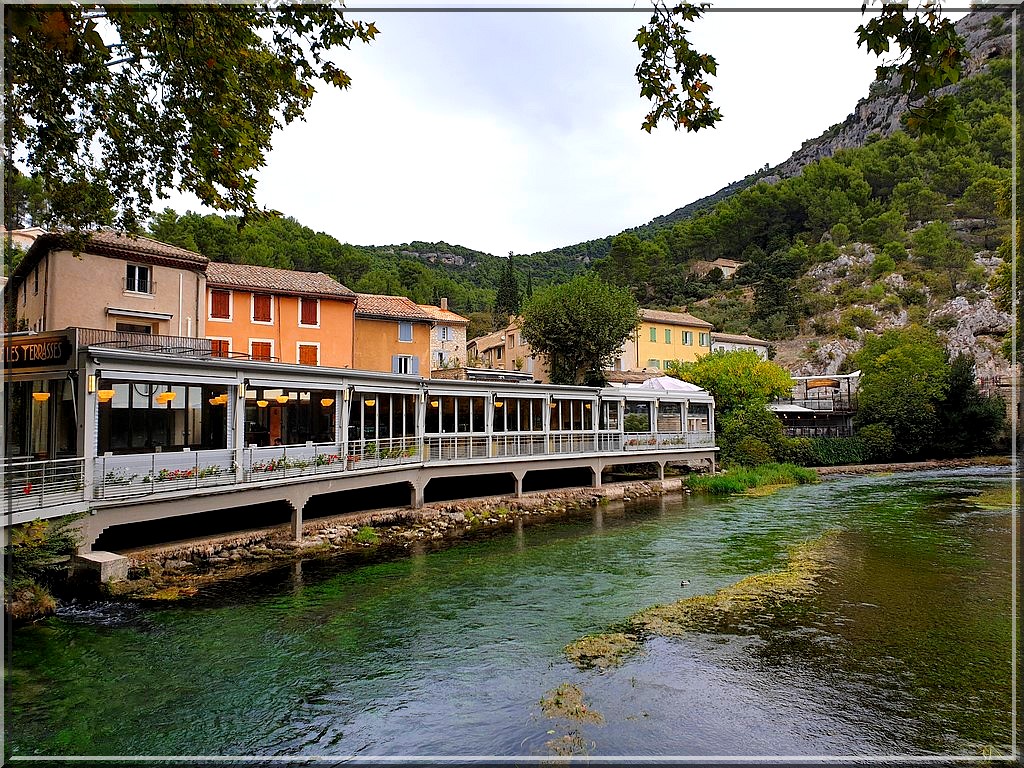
[253,294,272,322]
[211,290,231,319]
[300,298,318,326]
[211,339,230,357]
[299,344,318,366]
[251,341,271,361]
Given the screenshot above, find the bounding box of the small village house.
[354,294,433,375]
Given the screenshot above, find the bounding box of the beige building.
[418,298,470,372]
[354,294,433,376]
[6,230,207,337]
[467,318,550,382]
[690,257,745,279]
[710,331,772,359]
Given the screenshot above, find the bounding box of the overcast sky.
[163,1,968,256]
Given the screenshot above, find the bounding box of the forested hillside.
[139,8,1013,378]
[590,8,1015,377]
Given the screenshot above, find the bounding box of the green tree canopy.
[494,257,522,321]
[852,325,950,458]
[4,5,377,231]
[666,350,793,416]
[519,275,640,386]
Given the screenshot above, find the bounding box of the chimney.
[440,297,448,311]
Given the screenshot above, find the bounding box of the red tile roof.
[355,293,434,322]
[640,308,713,329]
[13,229,208,285]
[207,262,355,300]
[417,303,470,325]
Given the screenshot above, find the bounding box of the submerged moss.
[564,632,639,669]
[539,682,604,724]
[139,585,198,601]
[971,486,1012,511]
[564,531,840,669]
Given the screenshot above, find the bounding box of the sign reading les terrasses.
[3,336,74,369]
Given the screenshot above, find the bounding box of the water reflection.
[6,468,1013,759]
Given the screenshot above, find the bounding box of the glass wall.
[599,401,620,431]
[244,387,337,447]
[425,395,486,434]
[4,378,77,459]
[348,392,416,442]
[492,397,546,432]
[98,380,230,454]
[687,402,710,432]
[657,401,683,432]
[624,400,652,432]
[549,399,594,431]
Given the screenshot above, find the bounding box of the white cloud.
[160,3,964,256]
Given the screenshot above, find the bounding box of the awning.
[105,307,174,321]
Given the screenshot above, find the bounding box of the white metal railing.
[4,430,718,514]
[96,449,237,498]
[3,456,86,512]
[424,434,490,462]
[491,433,548,458]
[624,431,714,450]
[343,436,421,471]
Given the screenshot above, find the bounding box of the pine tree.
[494,256,521,319]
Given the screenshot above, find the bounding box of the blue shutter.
[392,355,401,373]
[411,356,420,375]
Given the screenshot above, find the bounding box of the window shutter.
[251,342,271,361]
[253,294,272,322]
[211,290,230,319]
[391,355,401,373]
[299,345,318,366]
[211,339,229,357]
[411,356,420,375]
[300,298,318,325]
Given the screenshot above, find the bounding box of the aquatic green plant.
[565,530,839,669]
[687,463,817,495]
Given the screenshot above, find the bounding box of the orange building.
[205,263,356,367]
[353,294,433,375]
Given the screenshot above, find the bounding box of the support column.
[234,383,247,483]
[591,462,602,489]
[411,479,425,509]
[657,461,665,481]
[513,470,526,498]
[285,491,311,542]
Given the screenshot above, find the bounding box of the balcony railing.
[3,430,717,515]
[79,328,213,357]
[3,456,86,512]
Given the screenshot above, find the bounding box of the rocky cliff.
[771,8,1012,180]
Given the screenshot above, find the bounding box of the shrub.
[779,437,815,465]
[624,413,650,432]
[882,241,908,262]
[806,437,866,466]
[857,423,895,461]
[841,306,878,330]
[731,436,774,467]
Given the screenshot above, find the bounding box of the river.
[5,467,1014,760]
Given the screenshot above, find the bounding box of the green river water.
[5,467,1015,761]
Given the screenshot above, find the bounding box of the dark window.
[116,322,152,334]
[126,264,151,293]
[210,290,231,319]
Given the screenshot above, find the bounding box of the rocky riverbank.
[813,455,1012,476]
[104,478,684,599]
